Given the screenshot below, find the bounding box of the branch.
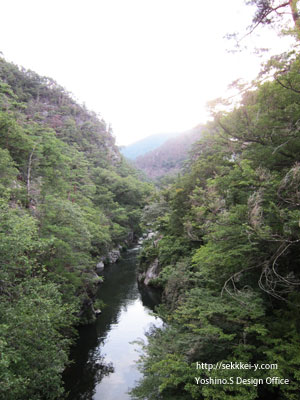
[272,241,300,285]
[275,77,300,93]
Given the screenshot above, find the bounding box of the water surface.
[64,248,162,400]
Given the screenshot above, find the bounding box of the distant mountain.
[120,132,179,160]
[134,125,203,180]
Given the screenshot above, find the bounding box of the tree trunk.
[289,0,300,40]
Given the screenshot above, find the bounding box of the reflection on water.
[63,248,162,400]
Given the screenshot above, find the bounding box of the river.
[63,247,162,400]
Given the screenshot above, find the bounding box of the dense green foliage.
[0,57,151,399]
[133,52,300,400]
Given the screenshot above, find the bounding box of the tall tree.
[247,0,300,39]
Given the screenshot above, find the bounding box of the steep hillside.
[133,53,300,400]
[120,132,178,159]
[134,125,203,180]
[0,57,152,400]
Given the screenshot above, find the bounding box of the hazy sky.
[0,0,292,145]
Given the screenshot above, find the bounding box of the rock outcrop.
[107,249,121,264]
[96,261,105,274]
[139,257,160,286]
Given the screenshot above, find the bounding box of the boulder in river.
[107,249,121,264]
[96,261,105,273]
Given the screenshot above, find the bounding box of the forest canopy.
[0,57,151,399]
[132,46,300,400]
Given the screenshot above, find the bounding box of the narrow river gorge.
[63,247,162,400]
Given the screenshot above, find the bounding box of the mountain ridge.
[120,132,179,160]
[133,125,204,180]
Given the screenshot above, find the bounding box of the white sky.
[0,0,293,145]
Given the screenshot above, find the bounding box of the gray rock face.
[144,258,159,285]
[96,261,105,274]
[107,249,121,264]
[138,231,158,245]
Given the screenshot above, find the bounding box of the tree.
[227,0,300,49]
[133,54,300,400]
[247,0,300,39]
[0,279,78,400]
